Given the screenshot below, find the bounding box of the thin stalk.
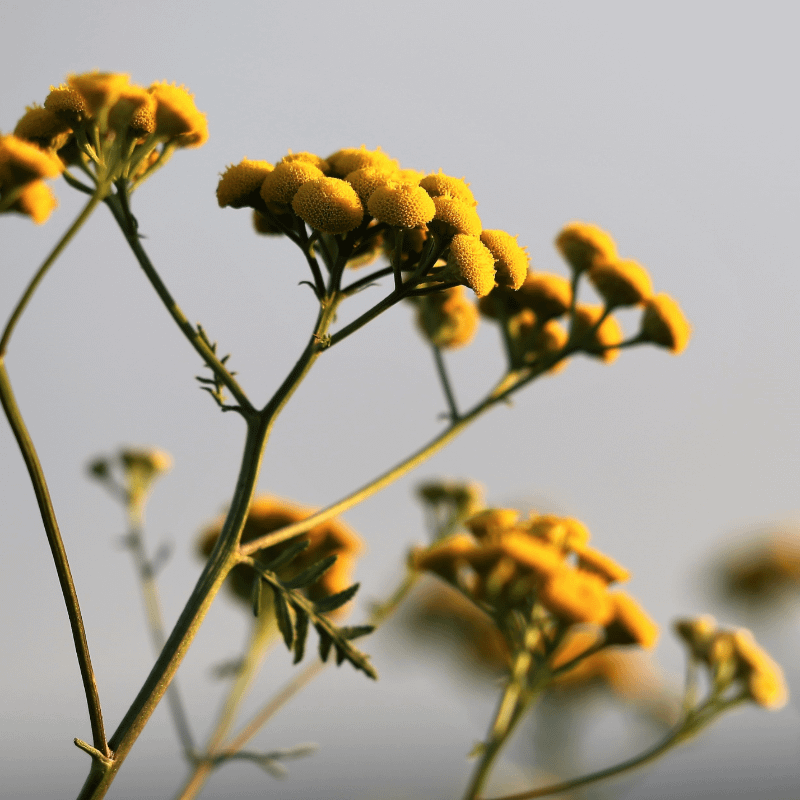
[104,188,254,414]
[0,362,108,756]
[341,265,394,297]
[432,345,459,421]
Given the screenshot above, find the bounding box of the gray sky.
[2,1,800,798]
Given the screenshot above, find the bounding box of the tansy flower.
[252,209,286,236]
[107,84,155,134]
[197,495,362,607]
[395,168,425,185]
[4,180,58,224]
[68,71,132,116]
[464,508,521,540]
[419,171,477,207]
[344,166,396,205]
[674,615,719,663]
[367,182,436,229]
[292,177,364,234]
[497,533,564,579]
[0,134,64,185]
[732,629,788,709]
[260,160,325,206]
[572,542,630,584]
[281,151,330,173]
[430,195,483,237]
[511,315,570,372]
[217,159,275,208]
[13,105,72,150]
[480,230,529,291]
[439,234,496,297]
[526,514,591,551]
[327,145,398,177]
[640,293,691,354]
[410,533,478,584]
[44,84,88,124]
[413,285,480,349]
[538,568,615,625]
[571,304,624,363]
[589,258,654,307]
[148,82,208,148]
[604,592,659,649]
[556,221,618,274]
[517,273,572,321]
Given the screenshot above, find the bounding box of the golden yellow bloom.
[395,168,424,185]
[217,159,275,208]
[419,171,477,207]
[440,234,496,297]
[572,543,630,584]
[464,508,520,539]
[344,167,396,205]
[44,84,88,124]
[431,195,482,236]
[674,615,719,662]
[292,177,364,234]
[511,316,570,372]
[732,630,787,709]
[571,304,624,363]
[4,180,58,224]
[367,182,436,229]
[198,495,362,606]
[148,82,208,147]
[0,135,64,185]
[640,293,691,354]
[555,221,618,273]
[414,285,480,349]
[498,533,564,579]
[107,85,156,135]
[605,592,659,649]
[260,160,325,206]
[281,151,330,173]
[410,533,477,584]
[517,273,572,320]
[538,568,614,625]
[252,209,285,236]
[479,230,529,291]
[527,514,591,551]
[68,71,131,115]
[589,258,654,307]
[327,145,398,177]
[551,628,603,671]
[120,447,173,476]
[14,105,72,150]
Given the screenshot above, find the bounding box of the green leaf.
[293,608,309,664]
[337,624,374,641]
[312,582,360,614]
[317,624,332,662]
[251,576,262,617]
[283,554,337,590]
[273,589,294,650]
[260,537,309,571]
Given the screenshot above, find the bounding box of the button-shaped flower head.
[571,304,624,363]
[605,592,659,649]
[640,293,691,354]
[440,234,496,297]
[44,84,89,125]
[327,145,398,177]
[367,182,436,229]
[419,171,477,207]
[14,105,73,150]
[413,286,480,350]
[260,160,325,206]
[556,221,618,274]
[480,230,529,291]
[430,195,483,237]
[517,273,572,321]
[148,82,208,148]
[292,177,365,235]
[217,159,275,208]
[538,568,615,626]
[68,72,132,116]
[589,258,654,308]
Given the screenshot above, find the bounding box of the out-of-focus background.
[2,2,800,798]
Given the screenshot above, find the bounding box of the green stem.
[104,188,254,414]
[0,361,109,756]
[341,265,394,297]
[432,345,460,421]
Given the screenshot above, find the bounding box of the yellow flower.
[292,176,364,234]
[538,568,615,625]
[674,615,719,662]
[732,629,788,709]
[440,234,496,297]
[13,105,72,150]
[511,314,570,372]
[327,145,398,177]
[526,514,591,551]
[414,285,480,349]
[571,304,624,363]
[517,273,572,321]
[44,84,88,124]
[217,159,275,208]
[419,171,477,207]
[367,182,436,229]
[411,533,477,584]
[497,533,564,579]
[3,180,58,224]
[252,209,285,236]
[572,542,630,584]
[430,195,483,236]
[260,160,325,206]
[198,495,362,607]
[589,258,654,307]
[479,230,529,291]
[640,293,691,354]
[148,82,208,147]
[555,221,618,273]
[281,151,330,173]
[605,592,659,649]
[108,85,156,135]
[464,508,521,539]
[0,135,64,186]
[68,71,131,116]
[345,166,398,205]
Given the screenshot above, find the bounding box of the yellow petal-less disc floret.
[413,286,480,350]
[517,273,572,320]
[431,195,482,237]
[0,135,64,186]
[440,234,496,297]
[5,180,58,224]
[538,568,614,625]
[260,160,325,206]
[464,508,521,540]
[605,592,659,649]
[480,230,529,291]
[328,145,398,177]
[345,167,397,205]
[572,543,630,584]
[640,293,691,354]
[44,84,88,124]
[292,177,365,235]
[14,105,72,150]
[148,82,208,147]
[571,304,624,363]
[367,182,436,229]
[281,151,330,173]
[589,258,654,307]
[420,171,477,207]
[526,515,591,551]
[732,629,788,709]
[109,85,156,135]
[556,221,618,274]
[217,159,275,208]
[68,71,131,116]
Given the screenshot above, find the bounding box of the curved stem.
[104,188,254,414]
[432,345,459,421]
[0,361,108,756]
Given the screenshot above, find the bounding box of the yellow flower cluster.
[411,506,658,650]
[197,495,362,614]
[216,145,530,298]
[674,615,787,709]
[0,134,64,223]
